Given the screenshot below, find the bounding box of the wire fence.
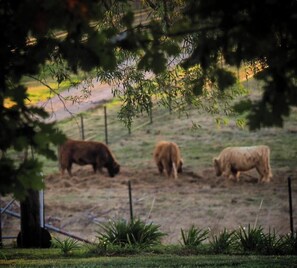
[58,103,172,145]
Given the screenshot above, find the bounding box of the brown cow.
[153,141,183,179]
[213,145,272,182]
[58,139,120,177]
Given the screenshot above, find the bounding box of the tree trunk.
[19,189,41,248]
[0,196,2,248]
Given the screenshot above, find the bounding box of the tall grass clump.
[51,237,80,256]
[235,224,265,253]
[281,231,297,255]
[210,229,236,254]
[180,225,209,248]
[96,219,166,248]
[257,228,288,255]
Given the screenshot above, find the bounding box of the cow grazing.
[153,141,183,179]
[58,139,120,177]
[213,145,272,182]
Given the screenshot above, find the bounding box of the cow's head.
[107,161,120,177]
[213,158,222,176]
[177,158,183,173]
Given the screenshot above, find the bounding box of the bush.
[180,225,209,248]
[281,231,297,255]
[96,218,166,248]
[235,225,265,253]
[258,228,288,255]
[210,229,236,254]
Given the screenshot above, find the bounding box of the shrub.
[0,251,7,260]
[51,237,80,256]
[258,228,287,255]
[281,231,297,255]
[210,229,236,254]
[180,225,209,248]
[96,218,166,248]
[235,225,264,253]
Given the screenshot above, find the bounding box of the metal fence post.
[80,114,85,140]
[104,106,108,145]
[128,181,133,223]
[288,176,294,236]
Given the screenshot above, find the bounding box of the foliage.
[235,225,265,253]
[2,0,297,198]
[281,231,297,255]
[0,0,134,199]
[257,229,288,255]
[96,218,166,248]
[180,225,209,248]
[177,1,297,129]
[0,251,7,260]
[209,229,236,254]
[96,0,297,131]
[51,237,80,256]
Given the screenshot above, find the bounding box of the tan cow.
[58,139,120,177]
[213,145,272,182]
[153,141,183,179]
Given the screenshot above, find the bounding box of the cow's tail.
[169,143,178,179]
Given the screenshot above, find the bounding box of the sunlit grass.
[4,74,81,108]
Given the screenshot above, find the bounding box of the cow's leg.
[67,162,73,177]
[163,160,171,178]
[234,171,240,181]
[230,166,240,181]
[61,168,65,176]
[60,156,67,176]
[256,166,265,183]
[157,161,164,174]
[225,164,233,180]
[92,163,97,174]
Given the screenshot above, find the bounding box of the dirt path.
[37,79,113,122]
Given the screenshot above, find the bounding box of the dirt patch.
[41,165,297,244]
[1,164,296,245]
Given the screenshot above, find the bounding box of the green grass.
[1,248,297,267]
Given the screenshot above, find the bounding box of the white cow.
[213,145,272,182]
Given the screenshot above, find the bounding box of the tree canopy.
[1,0,296,199]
